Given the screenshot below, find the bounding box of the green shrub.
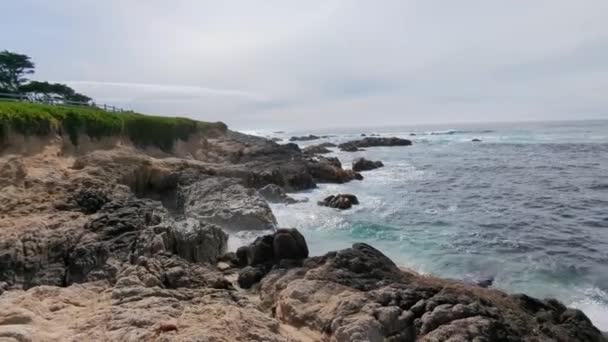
[0,102,226,150]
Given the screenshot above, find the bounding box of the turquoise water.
[248,120,608,329]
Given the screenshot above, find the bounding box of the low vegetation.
[0,102,226,151]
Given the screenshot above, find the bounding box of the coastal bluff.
[0,103,605,341]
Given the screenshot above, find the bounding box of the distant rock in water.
[305,156,362,183]
[361,133,366,137]
[318,194,359,210]
[352,157,384,172]
[302,144,332,155]
[341,145,362,152]
[269,137,282,142]
[339,137,412,151]
[472,138,482,142]
[289,134,329,142]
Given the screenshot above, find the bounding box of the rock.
[302,144,333,155]
[257,243,606,342]
[56,188,110,214]
[289,135,327,142]
[238,266,267,289]
[182,177,277,231]
[273,228,309,261]
[361,133,367,137]
[238,229,309,267]
[0,273,291,341]
[306,157,360,184]
[217,262,232,271]
[168,219,228,264]
[352,158,384,172]
[245,235,275,266]
[339,137,412,152]
[318,194,359,210]
[257,184,299,204]
[472,138,482,142]
[341,145,361,152]
[475,277,494,288]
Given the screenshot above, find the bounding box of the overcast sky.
[2,1,608,129]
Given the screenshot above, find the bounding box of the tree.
[0,50,35,92]
[20,81,91,103]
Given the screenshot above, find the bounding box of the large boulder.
[339,137,412,151]
[237,229,309,267]
[318,194,359,210]
[235,228,309,288]
[352,158,384,172]
[182,177,277,231]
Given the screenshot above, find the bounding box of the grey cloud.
[1,0,607,129]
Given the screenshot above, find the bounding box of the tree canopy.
[19,81,91,103]
[0,50,92,104]
[0,50,35,92]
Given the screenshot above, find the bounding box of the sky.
[2,0,608,130]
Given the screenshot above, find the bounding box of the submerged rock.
[318,194,359,210]
[339,137,412,151]
[472,138,482,142]
[352,158,384,172]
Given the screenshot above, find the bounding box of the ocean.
[241,120,608,330]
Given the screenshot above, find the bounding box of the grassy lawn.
[0,102,226,151]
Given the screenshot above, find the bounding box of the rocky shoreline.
[0,127,606,341]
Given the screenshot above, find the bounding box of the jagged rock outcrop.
[182,177,278,231]
[258,243,607,342]
[257,184,301,204]
[352,157,384,172]
[318,194,360,210]
[339,137,412,151]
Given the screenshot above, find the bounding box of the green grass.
[0,101,226,151]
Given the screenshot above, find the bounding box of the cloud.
[63,81,266,101]
[2,0,608,129]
